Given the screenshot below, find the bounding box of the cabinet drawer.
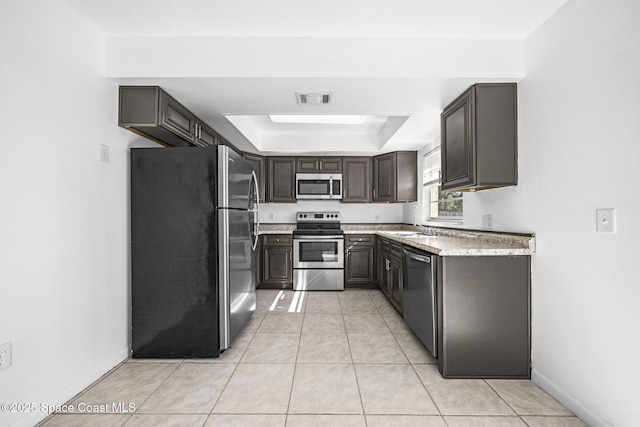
[390,242,403,258]
[263,235,292,246]
[346,234,375,246]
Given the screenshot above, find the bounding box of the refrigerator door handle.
[250,169,260,251]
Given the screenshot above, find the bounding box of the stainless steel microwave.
[295,173,342,200]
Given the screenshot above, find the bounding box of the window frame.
[422,147,463,223]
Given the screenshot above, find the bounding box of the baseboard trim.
[17,347,130,427]
[531,368,611,427]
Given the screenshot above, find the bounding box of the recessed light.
[269,115,368,125]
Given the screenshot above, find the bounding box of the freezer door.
[217,145,254,210]
[130,147,219,358]
[218,208,256,351]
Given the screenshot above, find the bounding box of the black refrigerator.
[130,145,259,358]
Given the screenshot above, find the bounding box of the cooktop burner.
[294,211,344,237]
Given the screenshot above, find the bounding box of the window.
[422,148,463,222]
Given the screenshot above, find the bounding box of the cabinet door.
[388,255,403,315]
[267,157,296,202]
[441,87,476,190]
[343,157,371,202]
[159,91,196,143]
[345,247,375,284]
[296,157,319,173]
[194,121,216,146]
[261,246,293,285]
[373,153,396,202]
[319,158,342,173]
[243,152,266,202]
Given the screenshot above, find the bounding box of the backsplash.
[258,200,404,224]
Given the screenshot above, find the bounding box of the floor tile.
[355,364,439,415]
[289,364,363,414]
[366,415,447,427]
[40,414,131,427]
[348,333,408,363]
[344,313,390,333]
[186,331,253,363]
[297,333,352,364]
[381,311,413,334]
[486,380,574,416]
[286,414,366,426]
[256,290,307,314]
[414,364,515,416]
[212,363,295,414]
[256,290,283,313]
[444,416,528,426]
[137,363,235,413]
[241,333,300,363]
[339,291,377,313]
[242,311,266,333]
[123,414,208,426]
[520,416,588,426]
[302,313,346,334]
[304,292,342,314]
[205,414,286,426]
[394,333,437,364]
[257,313,304,333]
[70,363,178,412]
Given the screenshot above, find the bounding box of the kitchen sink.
[384,231,437,238]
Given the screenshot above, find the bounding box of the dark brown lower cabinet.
[377,236,403,315]
[437,255,531,379]
[344,235,376,287]
[259,235,293,288]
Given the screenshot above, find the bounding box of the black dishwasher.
[402,246,437,358]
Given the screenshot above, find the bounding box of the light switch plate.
[596,208,616,233]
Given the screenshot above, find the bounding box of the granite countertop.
[258,223,535,256]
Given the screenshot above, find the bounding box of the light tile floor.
[39,289,587,427]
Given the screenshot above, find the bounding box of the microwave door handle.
[329,176,333,198]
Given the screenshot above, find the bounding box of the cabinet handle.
[317,161,321,171]
[373,189,376,198]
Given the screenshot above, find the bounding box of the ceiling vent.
[296,92,332,105]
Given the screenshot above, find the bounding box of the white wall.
[0,2,153,426]
[260,200,404,224]
[462,0,640,425]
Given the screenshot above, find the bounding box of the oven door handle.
[293,236,344,240]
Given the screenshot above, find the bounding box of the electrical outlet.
[269,213,274,220]
[596,208,616,233]
[482,214,493,229]
[0,342,11,372]
[98,143,109,162]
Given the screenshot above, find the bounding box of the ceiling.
[62,0,568,155]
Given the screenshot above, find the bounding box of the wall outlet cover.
[0,342,11,371]
[98,143,109,162]
[482,214,493,229]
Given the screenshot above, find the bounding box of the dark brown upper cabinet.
[441,83,517,192]
[242,152,266,203]
[119,86,217,148]
[372,151,417,203]
[342,157,371,203]
[295,157,342,173]
[267,157,297,203]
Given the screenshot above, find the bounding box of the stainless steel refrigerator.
[130,145,259,358]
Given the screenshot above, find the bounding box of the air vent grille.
[296,92,332,105]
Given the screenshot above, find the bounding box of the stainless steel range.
[293,212,345,291]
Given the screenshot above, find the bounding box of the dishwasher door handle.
[406,251,432,264]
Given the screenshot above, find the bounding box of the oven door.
[293,237,345,269]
